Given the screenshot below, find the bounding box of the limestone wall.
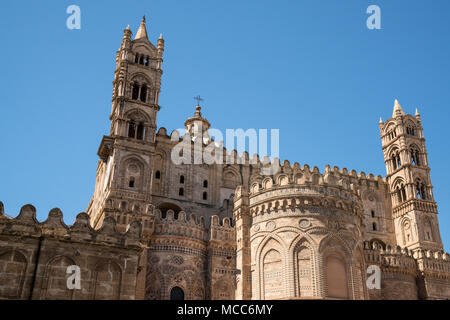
[236,165,368,300]
[0,201,143,300]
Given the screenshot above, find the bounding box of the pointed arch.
[43,255,77,300]
[400,216,413,245]
[319,237,351,300]
[383,121,397,135]
[292,238,316,297]
[256,235,287,299]
[276,174,289,186]
[223,167,241,189]
[0,250,27,299]
[93,260,122,300]
[129,72,153,87]
[119,154,148,192]
[262,177,273,190]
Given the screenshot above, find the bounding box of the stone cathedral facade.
[1,18,449,300]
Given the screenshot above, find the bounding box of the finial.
[379,117,383,124]
[126,25,130,30]
[159,33,163,40]
[142,15,146,23]
[415,108,420,116]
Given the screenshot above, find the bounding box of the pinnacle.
[392,99,405,118]
[134,16,148,40]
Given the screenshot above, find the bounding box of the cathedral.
[0,17,449,300]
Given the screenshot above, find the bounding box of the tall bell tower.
[87,17,164,234]
[380,99,443,251]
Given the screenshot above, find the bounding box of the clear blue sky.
[0,1,449,249]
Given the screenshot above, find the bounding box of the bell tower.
[87,16,164,234]
[380,99,443,251]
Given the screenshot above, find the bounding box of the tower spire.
[134,16,148,40]
[392,99,405,118]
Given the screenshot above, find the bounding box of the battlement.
[152,209,235,243]
[249,161,386,193]
[0,201,143,248]
[155,128,386,192]
[363,241,450,277]
[242,163,373,220]
[414,248,450,277]
[363,241,417,271]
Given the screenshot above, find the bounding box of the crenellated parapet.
[151,209,235,248]
[363,241,417,275]
[363,241,419,299]
[246,164,375,225]
[152,209,208,243]
[0,202,143,248]
[249,161,386,194]
[362,240,450,299]
[414,249,450,279]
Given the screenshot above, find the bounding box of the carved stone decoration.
[266,221,276,231]
[150,256,160,264]
[171,255,184,265]
[328,219,340,230]
[299,219,311,229]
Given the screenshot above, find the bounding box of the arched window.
[391,150,401,170]
[387,128,397,140]
[395,183,407,204]
[203,192,207,200]
[371,210,375,218]
[416,180,427,200]
[170,287,184,300]
[128,122,136,138]
[401,185,407,202]
[132,83,140,100]
[396,187,401,204]
[406,125,416,136]
[140,84,147,102]
[128,121,144,140]
[203,180,208,188]
[410,147,421,166]
[139,55,144,65]
[180,175,185,184]
[372,222,377,231]
[136,123,144,140]
[129,177,135,188]
[155,171,161,179]
[134,54,139,63]
[179,188,184,196]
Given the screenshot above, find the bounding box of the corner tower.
[380,99,443,251]
[87,17,164,234]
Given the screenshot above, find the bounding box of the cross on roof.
[193,95,204,106]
